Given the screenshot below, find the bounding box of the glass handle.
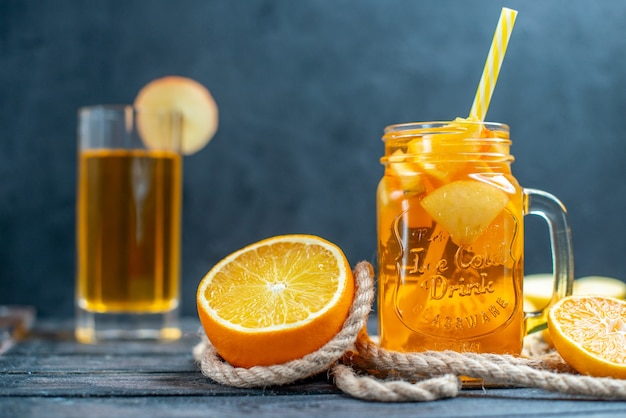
[523,188,575,334]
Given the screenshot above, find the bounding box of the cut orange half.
[548,296,626,379]
[134,76,218,155]
[196,235,355,368]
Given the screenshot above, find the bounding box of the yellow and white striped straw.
[469,7,518,121]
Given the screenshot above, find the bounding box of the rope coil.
[193,261,626,402]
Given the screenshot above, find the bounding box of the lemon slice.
[574,276,626,299]
[524,274,626,312]
[134,76,218,155]
[523,273,554,309]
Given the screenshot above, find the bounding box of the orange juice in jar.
[377,120,573,355]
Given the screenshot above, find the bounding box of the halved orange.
[196,235,355,368]
[134,76,218,155]
[548,296,626,378]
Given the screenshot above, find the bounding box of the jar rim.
[383,121,510,136]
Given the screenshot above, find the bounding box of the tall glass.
[377,121,574,354]
[75,106,183,343]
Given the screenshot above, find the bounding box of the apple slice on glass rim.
[134,76,218,155]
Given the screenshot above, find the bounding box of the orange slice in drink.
[420,180,509,246]
[134,76,218,155]
[548,296,626,378]
[406,117,484,183]
[387,149,426,195]
[196,235,355,368]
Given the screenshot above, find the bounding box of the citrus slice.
[196,234,355,368]
[420,180,509,246]
[523,273,554,310]
[134,76,218,155]
[574,276,626,299]
[548,296,626,378]
[387,149,426,195]
[524,274,626,312]
[406,117,486,183]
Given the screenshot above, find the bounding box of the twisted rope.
[194,261,626,401]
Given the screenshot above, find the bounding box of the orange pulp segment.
[196,235,355,368]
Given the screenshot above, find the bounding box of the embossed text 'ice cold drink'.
[377,120,574,354]
[76,106,183,343]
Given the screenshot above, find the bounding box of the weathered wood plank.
[1,352,198,373]
[2,391,626,418]
[5,330,202,356]
[0,371,338,397]
[2,318,626,417]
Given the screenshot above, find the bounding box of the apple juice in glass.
[76,106,183,343]
[377,119,573,355]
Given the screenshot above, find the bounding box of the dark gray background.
[2,0,625,318]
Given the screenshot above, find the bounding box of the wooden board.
[1,318,625,417]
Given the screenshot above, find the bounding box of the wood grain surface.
[1,319,625,418]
